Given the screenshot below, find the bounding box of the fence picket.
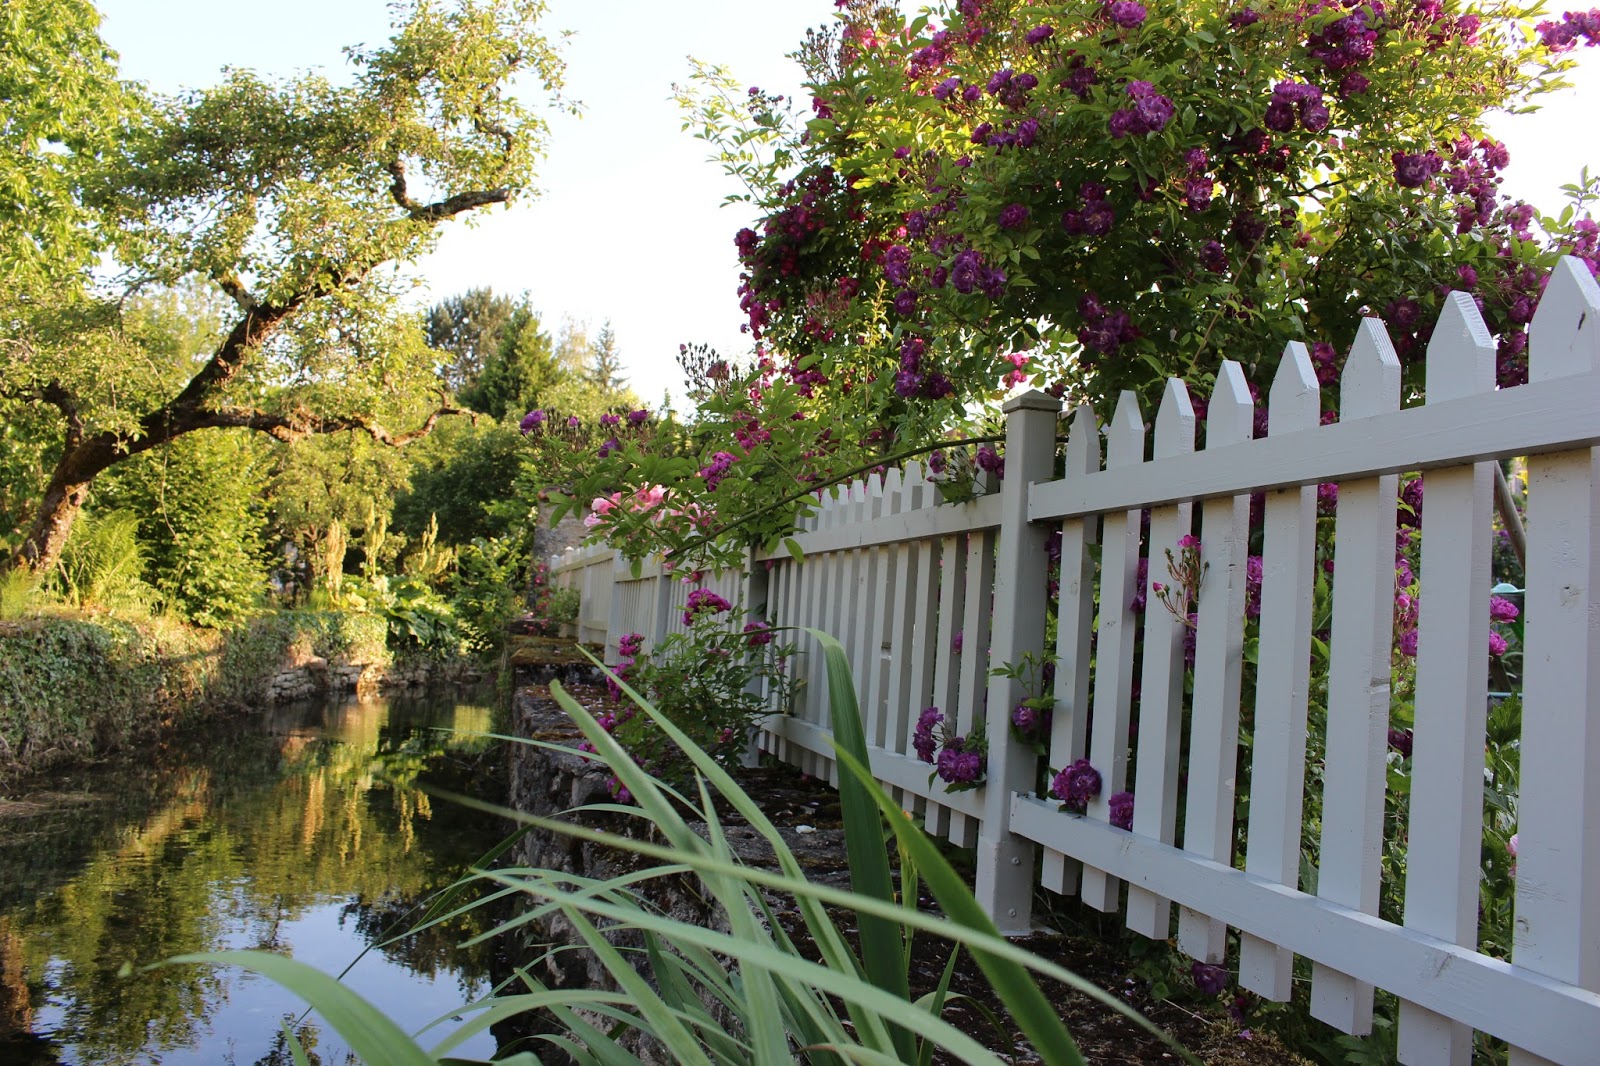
[949,526,995,849]
[1126,379,1197,937]
[1082,391,1147,912]
[1043,406,1103,895]
[927,521,967,840]
[1176,361,1253,961]
[1396,292,1496,1065]
[1312,318,1402,1034]
[905,466,942,815]
[1510,258,1600,1066]
[1239,342,1321,1001]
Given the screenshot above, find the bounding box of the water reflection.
[0,690,508,1065]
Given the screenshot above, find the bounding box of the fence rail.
[545,256,1600,1065]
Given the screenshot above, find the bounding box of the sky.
[96,1,1598,409]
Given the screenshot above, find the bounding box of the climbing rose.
[1108,791,1135,830]
[1192,962,1229,997]
[998,202,1031,229]
[1107,1,1147,28]
[519,409,546,433]
[937,739,984,784]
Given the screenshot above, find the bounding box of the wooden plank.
[1239,343,1321,1001]
[865,469,900,750]
[1028,371,1600,523]
[904,469,942,811]
[1081,391,1147,912]
[1127,378,1197,938]
[1042,406,1102,896]
[949,528,995,849]
[927,525,967,841]
[754,493,1004,560]
[1398,293,1497,1066]
[1008,794,1600,1066]
[1510,258,1600,1066]
[1177,362,1252,962]
[1312,319,1402,1034]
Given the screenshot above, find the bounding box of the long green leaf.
[808,627,916,1064]
[834,746,1090,1066]
[164,951,436,1066]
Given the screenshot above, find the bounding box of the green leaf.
[162,951,436,1066]
[784,537,805,562]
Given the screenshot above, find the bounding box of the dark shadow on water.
[0,686,512,1066]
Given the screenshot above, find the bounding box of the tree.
[0,0,572,574]
[586,320,630,394]
[458,303,567,419]
[425,288,518,396]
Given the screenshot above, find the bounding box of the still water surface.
[0,690,511,1065]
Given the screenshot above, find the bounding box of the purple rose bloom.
[1393,151,1442,189]
[883,243,913,287]
[1185,147,1209,172]
[1264,98,1296,132]
[999,202,1030,230]
[1490,595,1520,622]
[1489,630,1509,657]
[1107,1,1147,28]
[893,289,918,316]
[1082,200,1116,236]
[1050,758,1103,811]
[950,248,983,293]
[1108,791,1135,830]
[1200,240,1228,273]
[567,414,581,429]
[1025,24,1055,44]
[1229,7,1260,27]
[937,741,984,784]
[1184,177,1214,212]
[1011,703,1038,732]
[600,412,621,427]
[519,409,547,433]
[1300,100,1331,132]
[627,408,649,424]
[962,84,983,103]
[933,77,960,102]
[1107,109,1137,139]
[1339,71,1371,96]
[1388,727,1414,758]
[1133,93,1174,132]
[1192,962,1230,997]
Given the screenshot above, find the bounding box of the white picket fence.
[545,257,1600,1065]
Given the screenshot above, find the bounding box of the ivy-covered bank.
[0,611,482,781]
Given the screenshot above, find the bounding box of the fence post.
[975,389,1062,933]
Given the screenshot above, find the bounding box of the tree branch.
[188,402,467,446]
[387,159,512,221]
[213,273,258,312]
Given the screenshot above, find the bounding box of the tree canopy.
[0,0,572,573]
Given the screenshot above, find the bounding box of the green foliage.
[391,418,526,546]
[607,606,794,779]
[1,0,573,575]
[96,430,270,627]
[447,536,525,651]
[0,0,142,300]
[458,303,567,420]
[54,509,156,613]
[426,287,519,396]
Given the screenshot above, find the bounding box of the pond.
[0,688,513,1066]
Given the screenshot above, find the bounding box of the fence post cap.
[1001,389,1064,415]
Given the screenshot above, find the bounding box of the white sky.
[98,1,1597,409]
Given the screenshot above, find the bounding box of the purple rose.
[1192,962,1230,997]
[519,409,547,433]
[933,77,960,102]
[1025,24,1055,44]
[1107,1,1147,28]
[1184,177,1214,212]
[627,408,649,424]
[892,289,918,317]
[1108,791,1135,831]
[1393,151,1443,189]
[999,202,1030,230]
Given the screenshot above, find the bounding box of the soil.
[534,678,1306,1066]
